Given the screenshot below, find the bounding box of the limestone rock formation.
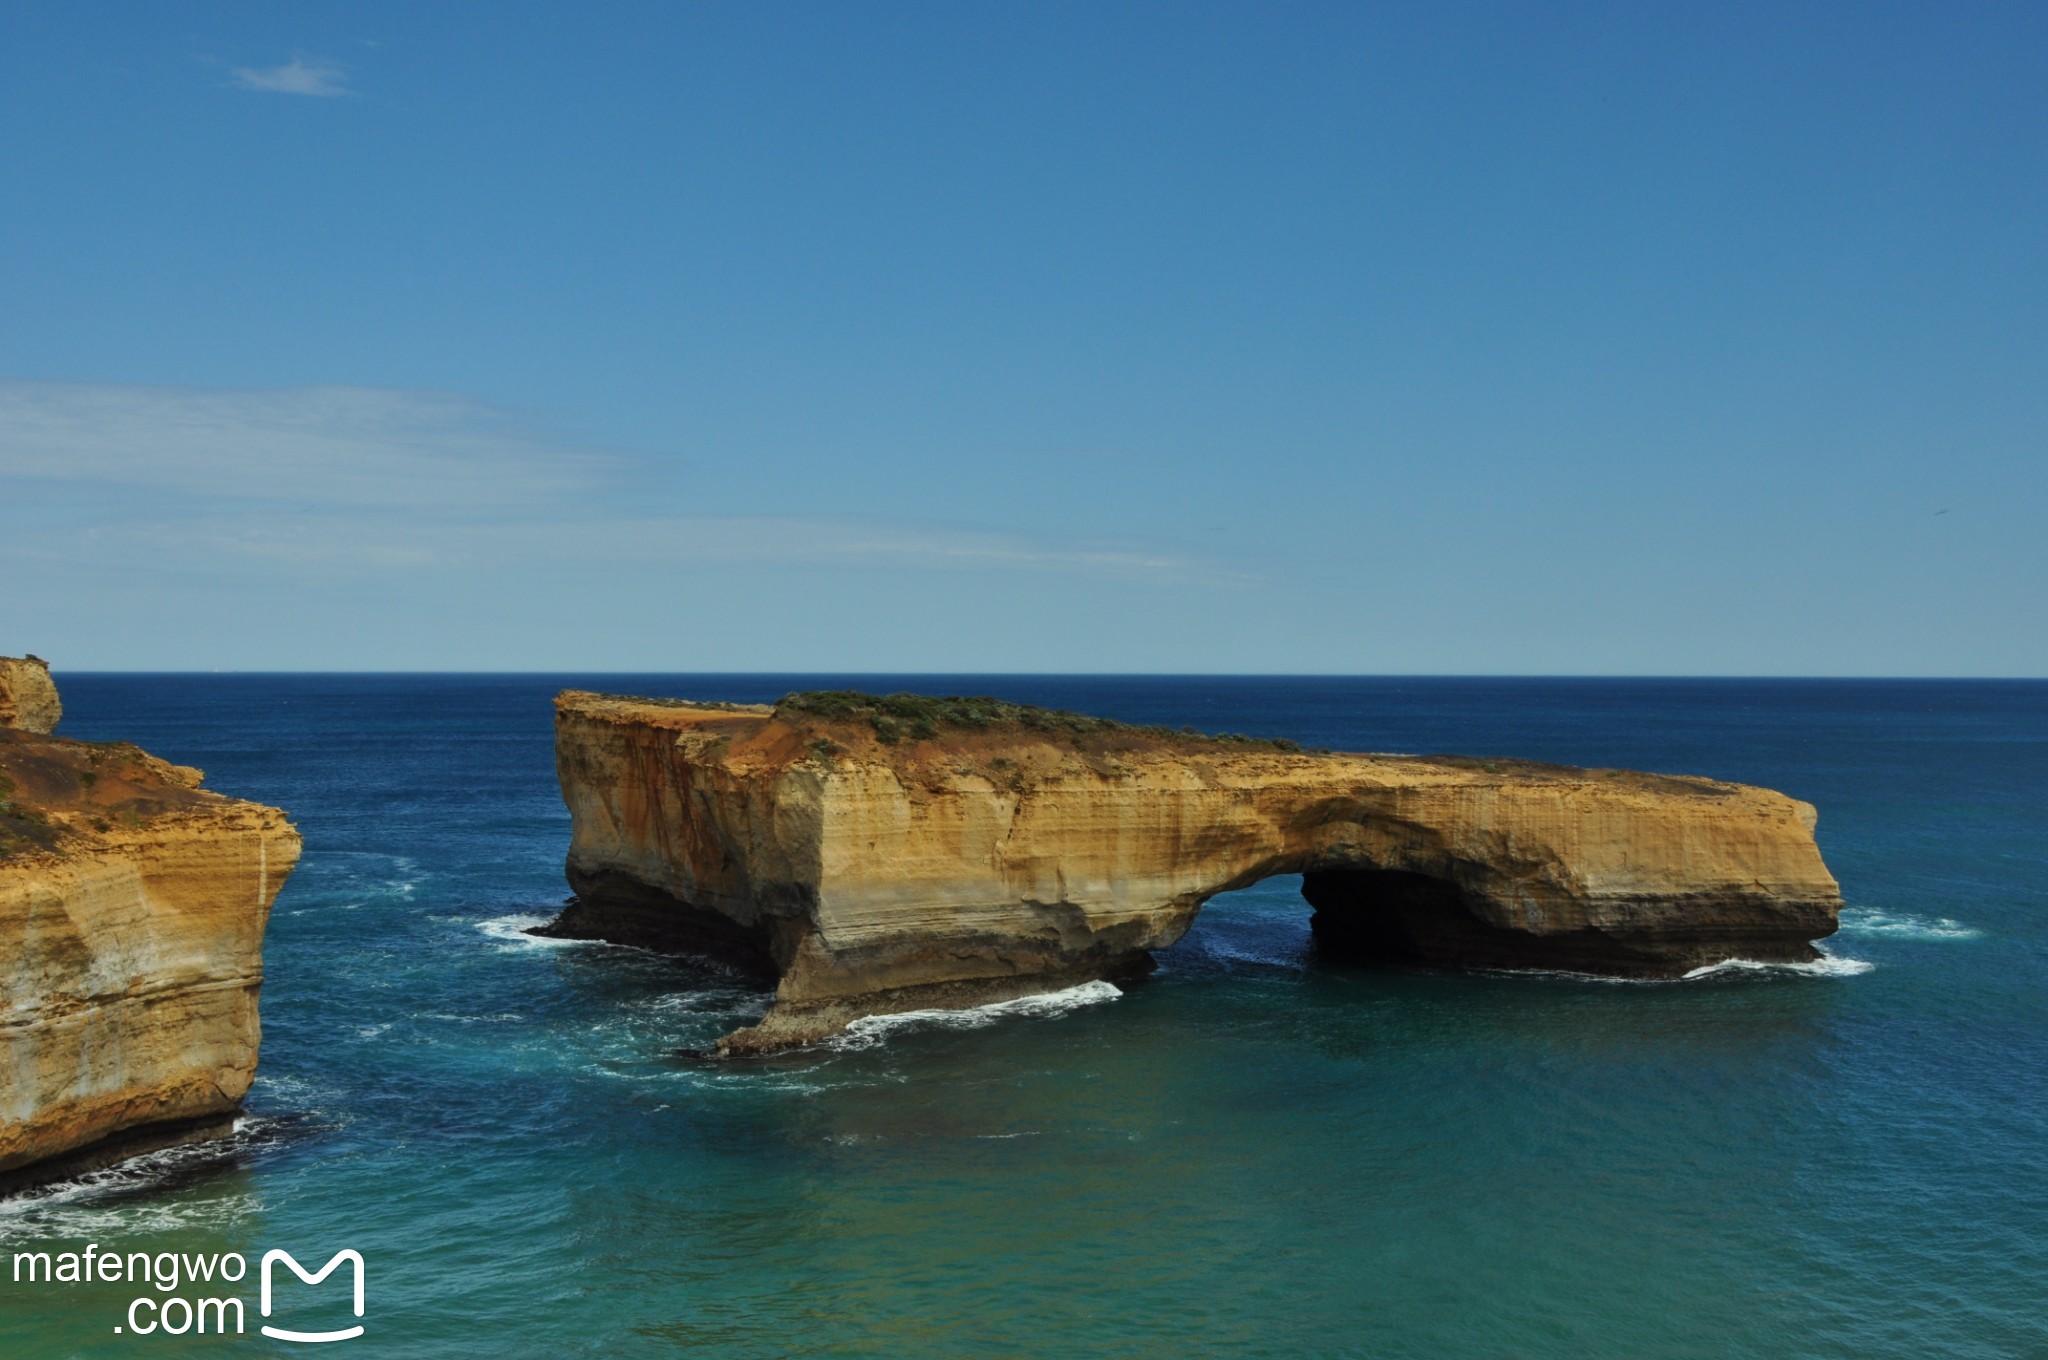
[550,691,1844,1055]
[0,655,61,734]
[1,664,299,1188]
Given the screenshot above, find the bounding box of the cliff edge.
[1,661,300,1188]
[550,690,1843,1055]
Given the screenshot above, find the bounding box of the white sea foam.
[0,1116,299,1239]
[1837,907,1982,941]
[319,850,422,897]
[829,980,1122,1052]
[1683,951,1875,980]
[381,855,421,896]
[1200,940,1306,970]
[476,913,585,948]
[1479,966,1652,985]
[0,1181,257,1241]
[643,990,743,1013]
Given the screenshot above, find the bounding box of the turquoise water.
[4,676,2044,1358]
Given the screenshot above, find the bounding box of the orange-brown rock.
[0,655,61,734]
[550,691,1843,1054]
[1,674,299,1187]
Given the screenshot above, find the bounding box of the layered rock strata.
[1,663,299,1187]
[551,691,1843,1055]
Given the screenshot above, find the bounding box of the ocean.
[3,675,2043,1358]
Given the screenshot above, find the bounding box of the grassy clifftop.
[773,690,1310,753]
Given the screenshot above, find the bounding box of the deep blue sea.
[4,676,2044,1359]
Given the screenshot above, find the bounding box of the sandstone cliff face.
[1,668,299,1185]
[552,692,1843,1054]
[0,656,61,735]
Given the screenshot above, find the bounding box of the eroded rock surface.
[0,656,61,735]
[1,664,299,1186]
[550,691,1843,1054]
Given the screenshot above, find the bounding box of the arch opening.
[1176,859,1504,972]
[1298,867,1501,968]
[1178,861,1560,976]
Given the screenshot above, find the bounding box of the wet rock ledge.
[0,659,299,1190]
[547,690,1843,1055]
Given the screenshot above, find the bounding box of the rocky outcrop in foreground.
[550,691,1844,1055]
[1,661,299,1188]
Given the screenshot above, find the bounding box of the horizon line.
[40,669,2048,682]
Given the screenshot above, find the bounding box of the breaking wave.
[0,1115,311,1240]
[1683,951,1875,980]
[477,913,587,949]
[829,981,1123,1051]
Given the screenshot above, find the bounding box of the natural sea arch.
[547,691,1844,1053]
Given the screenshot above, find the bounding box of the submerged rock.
[0,660,299,1189]
[550,689,1843,1055]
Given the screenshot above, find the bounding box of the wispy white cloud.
[229,57,352,97]
[0,381,1219,581]
[0,381,614,511]
[94,514,1204,578]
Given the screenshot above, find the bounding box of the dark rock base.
[0,1112,241,1198]
[1301,869,1828,977]
[533,866,792,985]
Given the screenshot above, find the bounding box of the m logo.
[259,1249,366,1343]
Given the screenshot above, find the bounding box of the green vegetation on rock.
[773,690,1308,752]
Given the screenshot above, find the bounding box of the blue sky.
[2,2,2042,674]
